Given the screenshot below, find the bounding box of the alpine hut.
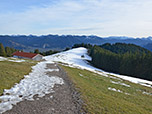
[12,51,43,61]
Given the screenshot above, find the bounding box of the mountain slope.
[0,35,152,51]
[143,43,152,51]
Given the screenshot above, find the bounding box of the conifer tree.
[0,43,6,56]
[34,49,40,54]
[5,47,11,57]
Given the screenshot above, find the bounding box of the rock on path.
[4,63,84,114]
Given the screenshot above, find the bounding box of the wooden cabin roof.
[12,51,39,58]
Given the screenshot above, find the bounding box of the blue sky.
[0,0,152,37]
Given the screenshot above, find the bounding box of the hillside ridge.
[0,35,152,51]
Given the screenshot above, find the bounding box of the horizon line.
[0,34,151,39]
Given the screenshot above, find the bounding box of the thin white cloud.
[0,0,152,37]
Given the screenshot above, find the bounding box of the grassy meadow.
[0,60,36,96]
[61,65,152,114]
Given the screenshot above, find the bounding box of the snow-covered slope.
[45,47,152,88]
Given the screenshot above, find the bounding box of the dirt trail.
[4,63,84,114]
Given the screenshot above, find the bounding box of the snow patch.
[0,56,27,63]
[109,76,122,81]
[0,57,7,61]
[110,73,152,88]
[8,59,26,62]
[108,87,130,95]
[142,91,152,96]
[50,95,53,99]
[47,69,59,72]
[0,61,64,113]
[110,80,130,87]
[108,87,123,93]
[79,73,83,77]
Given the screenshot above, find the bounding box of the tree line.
[72,43,152,81]
[32,49,60,56]
[0,43,18,57]
[0,42,60,57]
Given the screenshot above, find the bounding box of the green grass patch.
[61,65,152,114]
[0,60,36,96]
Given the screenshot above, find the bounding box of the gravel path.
[4,63,85,114]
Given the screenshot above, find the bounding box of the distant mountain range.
[0,35,152,52]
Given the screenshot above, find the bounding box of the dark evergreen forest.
[73,43,152,81]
